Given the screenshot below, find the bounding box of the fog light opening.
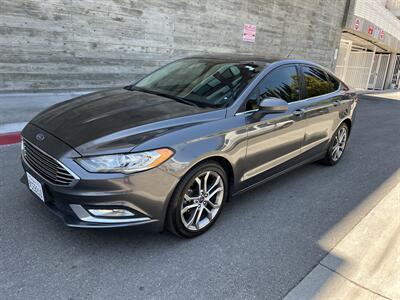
[87,208,135,218]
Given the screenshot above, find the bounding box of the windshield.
[133,58,264,108]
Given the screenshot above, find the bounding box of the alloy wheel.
[331,127,347,162]
[180,171,224,231]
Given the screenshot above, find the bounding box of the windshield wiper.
[130,86,199,107]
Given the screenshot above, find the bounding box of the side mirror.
[258,97,288,114]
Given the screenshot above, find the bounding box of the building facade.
[335,0,400,90]
[0,0,348,92]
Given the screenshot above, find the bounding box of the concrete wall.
[0,0,347,92]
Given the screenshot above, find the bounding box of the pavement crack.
[319,263,392,300]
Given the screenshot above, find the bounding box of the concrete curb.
[0,132,21,145]
[0,122,27,145]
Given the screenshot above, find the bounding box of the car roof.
[186,54,280,64]
[184,54,327,69]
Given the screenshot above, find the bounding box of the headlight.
[75,148,174,174]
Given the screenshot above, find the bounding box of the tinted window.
[133,58,263,108]
[258,66,300,101]
[246,66,300,110]
[302,66,337,98]
[327,73,340,91]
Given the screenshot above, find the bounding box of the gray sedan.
[20,55,358,237]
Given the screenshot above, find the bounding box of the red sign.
[354,18,360,31]
[368,25,374,35]
[243,24,256,43]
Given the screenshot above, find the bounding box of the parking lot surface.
[1,96,399,299]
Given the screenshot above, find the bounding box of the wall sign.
[367,25,374,35]
[373,26,381,39]
[243,24,256,43]
[380,29,385,39]
[354,18,361,31]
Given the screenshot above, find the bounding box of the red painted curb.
[0,132,21,145]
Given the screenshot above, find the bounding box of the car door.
[299,65,344,156]
[241,64,308,182]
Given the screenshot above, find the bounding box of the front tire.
[166,161,228,238]
[320,123,349,166]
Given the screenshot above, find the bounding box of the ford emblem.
[36,133,45,141]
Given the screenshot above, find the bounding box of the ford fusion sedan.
[21,56,357,237]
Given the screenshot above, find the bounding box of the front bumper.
[20,124,180,231]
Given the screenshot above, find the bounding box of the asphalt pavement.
[0,95,399,300]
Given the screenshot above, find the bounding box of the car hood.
[31,88,224,155]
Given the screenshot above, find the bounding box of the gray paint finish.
[19,57,357,232]
[0,0,347,91]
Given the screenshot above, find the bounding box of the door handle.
[333,100,341,107]
[276,120,295,129]
[293,109,305,117]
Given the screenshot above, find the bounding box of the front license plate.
[27,172,44,202]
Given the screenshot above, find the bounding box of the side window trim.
[293,64,302,102]
[297,64,306,101]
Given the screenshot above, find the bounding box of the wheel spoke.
[339,128,347,144]
[203,171,210,194]
[332,148,337,159]
[205,199,220,209]
[204,207,213,220]
[181,203,198,215]
[184,194,200,202]
[339,134,344,144]
[206,176,220,194]
[332,137,338,147]
[195,177,202,193]
[338,131,343,142]
[186,207,199,227]
[195,207,204,229]
[208,187,223,199]
[333,148,340,160]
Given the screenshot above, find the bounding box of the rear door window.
[327,73,341,91]
[302,66,337,98]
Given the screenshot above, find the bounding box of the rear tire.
[320,123,349,166]
[166,161,228,238]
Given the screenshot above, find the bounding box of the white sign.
[354,18,361,31]
[243,24,256,43]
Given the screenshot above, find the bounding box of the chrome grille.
[23,139,76,186]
